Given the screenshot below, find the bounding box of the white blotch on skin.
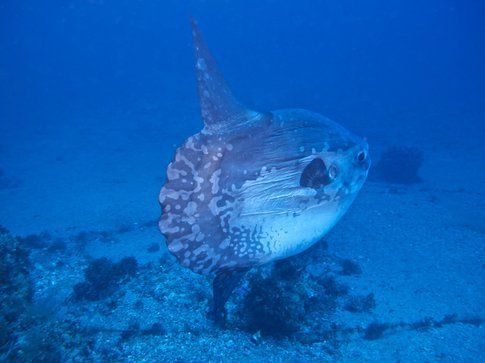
[208,196,223,216]
[210,169,222,194]
[166,165,187,180]
[196,58,207,71]
[184,201,197,216]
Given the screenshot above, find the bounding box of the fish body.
[159,20,370,324]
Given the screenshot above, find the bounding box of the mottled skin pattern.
[159,109,370,275]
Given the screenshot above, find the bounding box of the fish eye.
[328,164,338,179]
[357,151,366,162]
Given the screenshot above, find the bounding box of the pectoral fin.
[300,158,331,188]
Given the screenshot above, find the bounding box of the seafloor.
[0,108,484,362]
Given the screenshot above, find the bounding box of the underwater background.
[0,0,484,361]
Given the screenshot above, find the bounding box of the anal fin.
[210,268,249,327]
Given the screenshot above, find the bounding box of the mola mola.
[159,20,370,325]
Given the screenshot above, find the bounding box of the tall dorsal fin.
[190,19,264,134]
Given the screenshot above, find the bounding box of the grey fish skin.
[158,20,370,323]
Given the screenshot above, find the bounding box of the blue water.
[0,1,484,361]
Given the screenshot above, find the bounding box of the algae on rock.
[0,229,33,358]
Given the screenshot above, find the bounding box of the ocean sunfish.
[159,20,370,325]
